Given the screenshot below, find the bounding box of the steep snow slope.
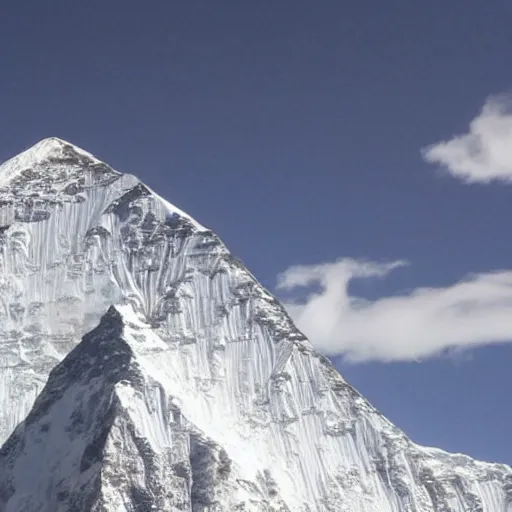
[0,138,511,511]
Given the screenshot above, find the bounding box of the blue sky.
[1,1,512,464]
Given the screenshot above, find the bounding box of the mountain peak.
[0,140,511,511]
[0,137,111,190]
[29,136,76,150]
[13,136,98,164]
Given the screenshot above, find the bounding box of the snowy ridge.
[0,139,511,511]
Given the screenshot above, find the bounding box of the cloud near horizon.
[422,94,512,184]
[277,259,512,362]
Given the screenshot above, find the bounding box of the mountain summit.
[0,139,510,511]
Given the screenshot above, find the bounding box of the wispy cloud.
[277,258,512,362]
[422,94,512,184]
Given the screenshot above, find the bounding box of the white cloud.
[277,258,512,362]
[422,94,512,184]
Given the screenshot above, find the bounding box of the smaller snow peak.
[75,305,129,360]
[22,306,138,427]
[50,305,132,385]
[104,304,125,322]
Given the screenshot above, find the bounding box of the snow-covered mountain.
[0,138,510,511]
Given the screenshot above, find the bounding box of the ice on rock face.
[0,138,511,511]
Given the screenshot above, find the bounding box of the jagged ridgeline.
[0,138,510,511]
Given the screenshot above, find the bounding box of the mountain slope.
[0,138,511,511]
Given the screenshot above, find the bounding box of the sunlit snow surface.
[0,138,511,511]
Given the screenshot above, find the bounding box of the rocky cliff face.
[0,138,510,511]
